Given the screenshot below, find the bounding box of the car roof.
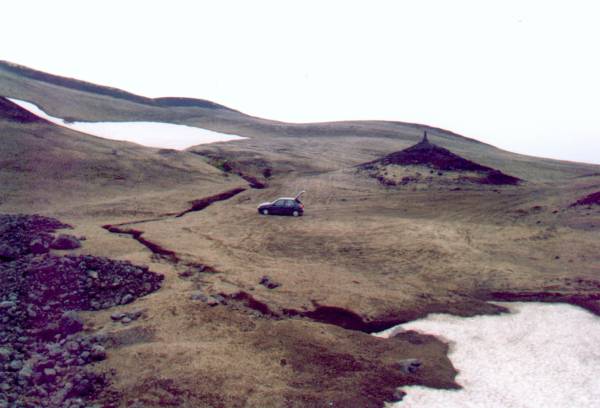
[277,197,296,200]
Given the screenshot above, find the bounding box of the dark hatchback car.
[258,192,305,216]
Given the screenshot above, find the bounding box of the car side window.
[284,200,295,207]
[274,200,285,206]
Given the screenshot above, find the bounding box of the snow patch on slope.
[375,302,600,408]
[9,98,246,150]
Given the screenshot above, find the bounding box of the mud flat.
[8,98,246,149]
[375,302,600,407]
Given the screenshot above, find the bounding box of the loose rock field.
[0,214,163,407]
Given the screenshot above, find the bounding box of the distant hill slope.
[0,60,236,111]
[1,60,599,183]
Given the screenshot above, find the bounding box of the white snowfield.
[9,98,246,150]
[374,302,600,408]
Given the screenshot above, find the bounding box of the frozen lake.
[9,98,246,150]
[375,302,600,407]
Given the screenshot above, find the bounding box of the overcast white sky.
[4,1,600,164]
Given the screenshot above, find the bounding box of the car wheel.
[292,210,299,217]
[262,209,269,215]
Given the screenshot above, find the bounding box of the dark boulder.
[29,238,50,254]
[398,358,422,374]
[259,275,281,289]
[50,234,81,250]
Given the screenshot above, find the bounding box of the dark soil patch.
[226,291,280,318]
[284,305,404,333]
[102,225,179,262]
[480,290,600,316]
[283,299,507,334]
[175,187,246,217]
[190,151,271,189]
[230,293,506,335]
[239,174,266,189]
[576,172,600,178]
[0,213,163,407]
[571,191,600,207]
[0,96,49,124]
[228,296,407,331]
[469,170,521,186]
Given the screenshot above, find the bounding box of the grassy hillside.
[0,96,243,214]
[0,60,236,111]
[2,60,598,184]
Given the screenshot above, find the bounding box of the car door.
[283,199,295,215]
[272,199,285,215]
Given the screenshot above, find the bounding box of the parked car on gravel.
[258,191,305,216]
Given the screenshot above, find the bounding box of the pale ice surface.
[9,98,246,150]
[374,302,600,408]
